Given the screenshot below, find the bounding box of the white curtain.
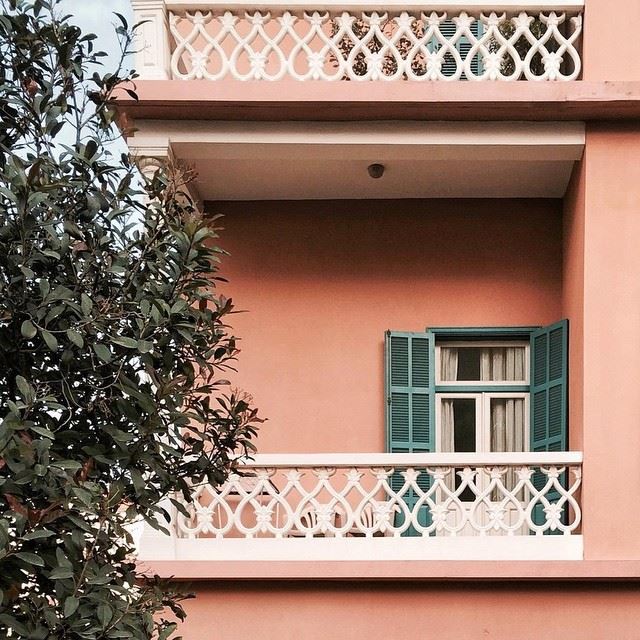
[480,347,525,382]
[440,399,456,490]
[490,398,525,453]
[490,397,525,497]
[440,399,455,453]
[440,347,459,382]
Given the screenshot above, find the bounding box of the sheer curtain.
[480,347,525,382]
[490,398,525,453]
[490,397,525,497]
[440,399,455,453]
[440,399,456,490]
[439,348,458,455]
[440,347,459,382]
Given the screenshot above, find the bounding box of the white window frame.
[435,392,530,453]
[435,340,530,386]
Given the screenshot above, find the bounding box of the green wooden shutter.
[433,19,482,79]
[530,319,568,531]
[385,331,435,534]
[530,319,568,453]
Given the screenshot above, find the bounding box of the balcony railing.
[132,1,583,82]
[136,452,583,562]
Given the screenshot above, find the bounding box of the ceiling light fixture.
[367,163,385,179]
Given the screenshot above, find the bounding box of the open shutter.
[385,331,435,534]
[385,331,435,453]
[434,19,482,79]
[530,319,568,453]
[530,320,568,532]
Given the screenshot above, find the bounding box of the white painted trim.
[138,534,583,562]
[237,451,583,467]
[165,0,584,12]
[133,121,585,162]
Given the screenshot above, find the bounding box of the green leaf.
[67,328,84,348]
[15,552,44,566]
[137,340,153,354]
[81,293,93,316]
[53,460,83,471]
[64,596,79,618]
[20,265,34,279]
[21,320,37,338]
[112,336,138,349]
[39,279,50,298]
[130,469,145,494]
[23,529,55,541]
[97,602,113,628]
[41,330,58,351]
[15,375,33,401]
[31,426,55,440]
[71,486,94,507]
[93,343,112,362]
[49,566,74,580]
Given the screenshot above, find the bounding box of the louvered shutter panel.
[530,320,568,453]
[434,19,482,79]
[530,320,568,531]
[385,331,435,534]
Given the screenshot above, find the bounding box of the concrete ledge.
[137,558,640,582]
[116,81,640,123]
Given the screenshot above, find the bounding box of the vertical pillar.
[581,123,640,559]
[131,0,171,80]
[129,139,203,213]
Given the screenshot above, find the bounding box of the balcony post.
[131,0,171,80]
[129,137,203,211]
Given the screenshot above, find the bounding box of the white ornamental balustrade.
[170,452,582,540]
[132,1,583,82]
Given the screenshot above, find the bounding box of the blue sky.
[60,0,134,62]
[57,1,138,178]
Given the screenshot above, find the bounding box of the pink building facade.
[123,1,640,636]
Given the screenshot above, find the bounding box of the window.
[384,322,568,533]
[435,340,529,456]
[384,322,568,457]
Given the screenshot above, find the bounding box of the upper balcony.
[123,1,640,123]
[132,0,583,83]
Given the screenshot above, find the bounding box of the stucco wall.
[562,160,585,452]
[177,581,640,640]
[581,124,640,560]
[582,0,640,81]
[211,199,563,453]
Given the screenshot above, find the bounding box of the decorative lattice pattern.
[168,10,582,82]
[173,457,582,539]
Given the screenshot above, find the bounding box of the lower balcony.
[136,452,583,564]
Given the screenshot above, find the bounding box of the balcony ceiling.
[129,120,585,200]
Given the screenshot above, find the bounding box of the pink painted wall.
[562,160,585,452]
[178,582,640,640]
[211,199,563,453]
[582,1,640,81]
[581,124,640,560]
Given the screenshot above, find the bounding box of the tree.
[0,1,261,637]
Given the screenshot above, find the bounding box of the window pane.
[490,397,526,500]
[440,346,526,382]
[490,397,526,453]
[441,398,476,452]
[441,398,476,501]
[453,399,476,452]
